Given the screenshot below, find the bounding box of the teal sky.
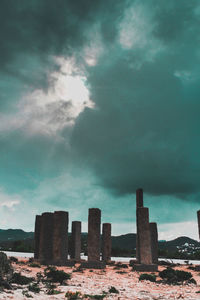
[0,0,200,240]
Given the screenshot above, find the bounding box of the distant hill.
[0,229,199,256]
[0,229,34,241]
[159,236,200,252]
[111,233,136,250]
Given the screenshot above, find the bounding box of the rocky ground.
[1,257,200,299]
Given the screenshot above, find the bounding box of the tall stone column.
[150,222,158,264]
[39,212,54,264]
[197,210,200,240]
[136,188,143,208]
[102,223,111,263]
[53,211,68,265]
[34,215,42,259]
[136,207,152,265]
[136,188,143,262]
[88,208,101,261]
[71,221,81,261]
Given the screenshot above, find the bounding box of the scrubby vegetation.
[139,273,156,282]
[84,294,106,299]
[65,291,82,299]
[29,262,41,268]
[109,286,119,293]
[114,262,128,269]
[44,266,71,284]
[9,256,18,263]
[12,272,34,285]
[28,282,40,293]
[22,290,33,298]
[159,267,196,285]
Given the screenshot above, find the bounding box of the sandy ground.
[1,258,200,299]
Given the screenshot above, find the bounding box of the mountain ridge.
[0,229,199,249]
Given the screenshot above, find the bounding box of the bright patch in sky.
[0,57,94,137]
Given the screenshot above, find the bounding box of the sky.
[0,0,200,240]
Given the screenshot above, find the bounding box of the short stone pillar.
[197,210,200,240]
[34,215,42,259]
[39,212,54,264]
[137,207,152,264]
[102,223,111,263]
[71,221,81,261]
[150,222,158,264]
[88,208,101,261]
[53,211,68,265]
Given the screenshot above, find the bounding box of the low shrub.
[109,286,119,293]
[47,288,62,295]
[188,278,197,285]
[28,283,40,293]
[9,256,18,263]
[139,273,156,282]
[44,266,71,284]
[29,263,41,268]
[159,268,194,284]
[22,290,33,298]
[175,270,192,281]
[114,263,128,269]
[116,271,127,274]
[12,272,34,285]
[0,277,12,290]
[65,291,81,299]
[36,272,44,283]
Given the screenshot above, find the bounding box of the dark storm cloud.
[0,0,126,69]
[71,0,200,198]
[0,0,128,108]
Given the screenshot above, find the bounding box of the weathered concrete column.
[53,211,68,265]
[88,208,101,261]
[39,212,54,264]
[34,215,42,259]
[197,210,200,240]
[136,188,143,262]
[136,188,143,208]
[150,222,158,264]
[136,207,152,265]
[71,221,81,261]
[102,223,111,263]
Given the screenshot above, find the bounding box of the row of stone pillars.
[34,208,111,267]
[134,189,158,271]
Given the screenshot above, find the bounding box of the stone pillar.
[136,188,143,262]
[34,215,42,259]
[53,211,68,265]
[197,210,200,240]
[136,188,143,208]
[136,207,152,264]
[150,222,158,264]
[102,223,111,262]
[88,208,101,261]
[39,212,54,264]
[71,221,81,261]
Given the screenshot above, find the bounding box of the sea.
[2,251,200,265]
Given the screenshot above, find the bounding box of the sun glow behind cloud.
[0,57,94,137]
